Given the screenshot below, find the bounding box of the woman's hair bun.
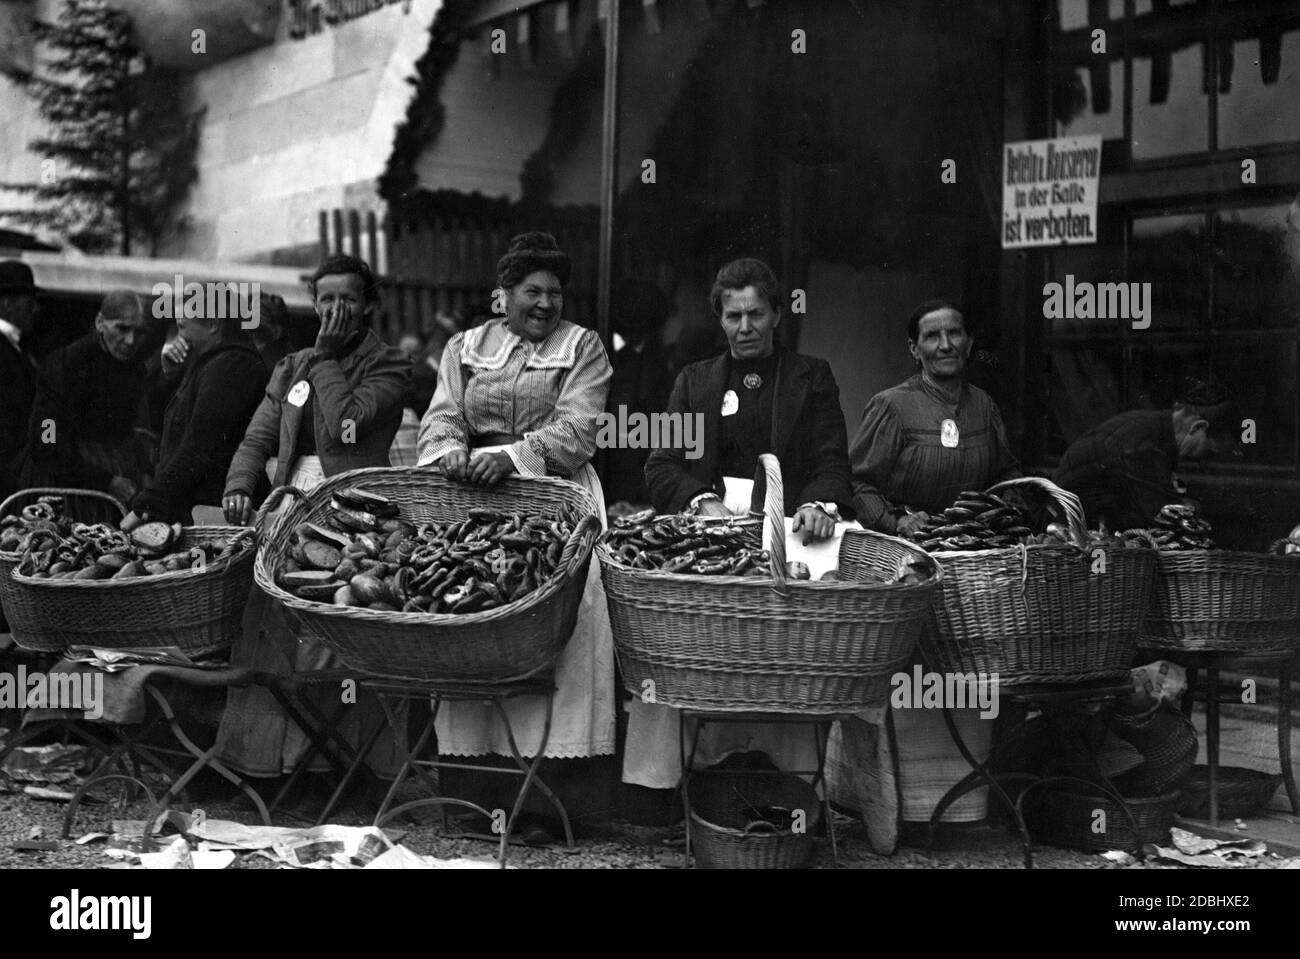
[508,231,560,253]
[497,231,572,288]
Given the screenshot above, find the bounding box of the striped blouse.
[850,374,1021,532]
[416,318,612,477]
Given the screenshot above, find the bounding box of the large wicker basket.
[1140,550,1300,654]
[253,466,600,683]
[0,487,126,625]
[599,455,940,713]
[5,526,256,656]
[922,478,1156,685]
[687,769,821,869]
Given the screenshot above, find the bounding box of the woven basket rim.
[930,542,1156,559]
[595,528,945,591]
[9,526,256,589]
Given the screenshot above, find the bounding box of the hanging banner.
[1002,134,1102,249]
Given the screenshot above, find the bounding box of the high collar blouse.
[416,318,612,477]
[849,373,1021,532]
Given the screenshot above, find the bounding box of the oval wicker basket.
[5,526,256,656]
[921,478,1156,685]
[687,769,821,869]
[1110,703,1198,796]
[599,455,940,714]
[1140,550,1300,654]
[252,466,601,683]
[1029,788,1180,852]
[0,487,127,626]
[1176,766,1283,819]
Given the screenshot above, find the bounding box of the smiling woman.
[415,231,617,772]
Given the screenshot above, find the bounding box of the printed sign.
[1002,135,1102,249]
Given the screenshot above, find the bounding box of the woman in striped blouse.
[417,233,616,798]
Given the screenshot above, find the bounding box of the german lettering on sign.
[1001,135,1102,249]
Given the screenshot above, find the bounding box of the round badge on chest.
[743,373,763,390]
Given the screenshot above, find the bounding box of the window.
[1038,1,1300,476]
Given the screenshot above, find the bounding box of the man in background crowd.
[1054,379,1240,531]
[125,310,269,526]
[18,289,153,503]
[0,261,42,498]
[252,291,291,374]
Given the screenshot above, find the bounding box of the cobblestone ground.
[2,780,1268,870]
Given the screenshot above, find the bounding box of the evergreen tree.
[0,0,201,255]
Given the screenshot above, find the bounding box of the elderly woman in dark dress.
[626,258,854,789]
[829,299,1021,848]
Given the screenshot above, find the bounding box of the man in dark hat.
[1054,379,1241,531]
[18,288,153,501]
[0,261,42,497]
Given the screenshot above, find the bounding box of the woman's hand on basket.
[119,510,148,532]
[896,511,930,537]
[438,449,468,481]
[793,506,836,542]
[466,450,515,486]
[224,493,253,526]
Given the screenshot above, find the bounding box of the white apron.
[432,446,616,759]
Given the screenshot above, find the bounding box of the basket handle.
[253,484,308,538]
[751,453,788,595]
[986,476,1089,551]
[558,513,601,569]
[0,486,127,522]
[742,820,784,836]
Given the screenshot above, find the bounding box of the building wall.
[171,0,442,263]
[0,0,440,264]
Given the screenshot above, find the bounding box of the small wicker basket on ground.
[1030,788,1180,851]
[687,769,822,869]
[599,455,940,713]
[1176,766,1282,819]
[253,466,601,683]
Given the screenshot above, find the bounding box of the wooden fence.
[319,206,598,346]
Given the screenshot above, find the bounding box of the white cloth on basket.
[431,445,616,759]
[621,486,863,789]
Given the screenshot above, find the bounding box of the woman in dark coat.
[645,257,853,531]
[628,258,854,790]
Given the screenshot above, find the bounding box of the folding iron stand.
[679,710,845,868]
[928,678,1143,869]
[55,675,273,848]
[1143,648,1298,826]
[284,671,575,867]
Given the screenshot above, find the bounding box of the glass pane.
[1212,204,1300,332]
[1130,341,1205,409]
[1204,337,1297,468]
[1055,63,1124,141]
[1219,28,1300,149]
[1045,346,1124,454]
[1129,213,1208,332]
[1132,44,1209,157]
[1057,0,1125,31]
[1045,237,1126,334]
